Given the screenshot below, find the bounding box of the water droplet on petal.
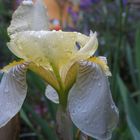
[72,109,76,115]
[85,119,89,124]
[21,64,26,69]
[98,82,101,87]
[12,73,16,77]
[4,87,9,93]
[95,106,99,110]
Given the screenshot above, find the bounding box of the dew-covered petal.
[77,31,98,58]
[8,0,49,35]
[88,57,112,76]
[8,31,89,70]
[1,60,26,73]
[68,61,119,140]
[0,63,28,127]
[45,85,59,104]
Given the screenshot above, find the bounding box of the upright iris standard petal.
[68,61,119,140]
[8,31,90,70]
[7,0,49,35]
[0,63,28,127]
[78,31,98,57]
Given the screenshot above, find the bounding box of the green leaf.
[20,109,34,129]
[20,109,45,140]
[117,75,140,140]
[126,44,138,89]
[135,28,140,83]
[23,103,58,140]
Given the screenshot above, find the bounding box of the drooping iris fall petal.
[68,61,119,140]
[0,63,28,127]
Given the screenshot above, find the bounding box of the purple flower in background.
[80,0,100,10]
[122,0,127,7]
[16,0,23,5]
[68,7,79,24]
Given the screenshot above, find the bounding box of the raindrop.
[95,106,99,110]
[111,104,117,111]
[12,73,16,77]
[81,109,87,113]
[21,64,26,69]
[94,76,99,80]
[98,82,101,87]
[85,119,89,124]
[71,109,76,115]
[4,86,9,93]
[77,105,81,110]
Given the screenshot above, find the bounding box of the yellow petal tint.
[88,56,112,76]
[28,63,60,91]
[8,31,98,92]
[7,30,99,95]
[1,60,26,73]
[8,31,90,69]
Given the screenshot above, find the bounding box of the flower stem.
[56,106,73,140]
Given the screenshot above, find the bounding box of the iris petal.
[8,31,90,72]
[45,85,59,104]
[8,0,49,35]
[0,63,28,127]
[68,61,119,140]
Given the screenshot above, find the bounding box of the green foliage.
[0,0,140,140]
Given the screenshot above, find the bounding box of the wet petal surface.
[0,63,28,127]
[8,0,49,35]
[68,61,119,140]
[45,85,59,104]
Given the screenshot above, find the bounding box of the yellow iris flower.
[0,0,119,139]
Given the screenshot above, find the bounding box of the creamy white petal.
[78,32,98,57]
[0,63,28,127]
[7,0,49,35]
[45,85,59,104]
[68,61,119,140]
[8,31,89,69]
[98,56,107,64]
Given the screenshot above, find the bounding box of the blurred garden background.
[0,0,140,140]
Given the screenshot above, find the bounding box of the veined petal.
[8,31,89,71]
[1,60,26,73]
[0,63,28,127]
[8,0,49,35]
[77,31,98,58]
[88,56,112,76]
[45,85,59,104]
[68,61,119,140]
